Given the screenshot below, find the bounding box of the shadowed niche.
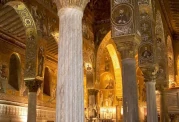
[8,53,21,91]
[43,67,51,96]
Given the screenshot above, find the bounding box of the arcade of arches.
[0,0,179,122]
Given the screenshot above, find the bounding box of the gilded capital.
[53,0,89,11]
[88,89,98,95]
[25,77,43,92]
[140,66,159,82]
[114,34,140,59]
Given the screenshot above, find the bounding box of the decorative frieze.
[0,102,55,120]
[0,104,27,116]
[138,0,156,67]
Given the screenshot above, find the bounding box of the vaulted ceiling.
[0,6,26,43]
[0,0,179,62]
[159,0,179,39]
[0,4,58,60]
[87,0,110,22]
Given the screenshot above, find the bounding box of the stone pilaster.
[54,0,89,122]
[25,77,42,122]
[114,35,140,122]
[141,67,158,122]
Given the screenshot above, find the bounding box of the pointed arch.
[96,31,122,98]
[8,53,21,90]
[96,31,113,82]
[5,1,38,79]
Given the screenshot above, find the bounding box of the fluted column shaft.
[56,8,84,122]
[114,36,140,122]
[146,81,158,122]
[122,58,139,122]
[141,67,159,122]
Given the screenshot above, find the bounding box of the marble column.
[122,58,139,122]
[158,84,169,122]
[54,0,88,122]
[25,78,42,122]
[115,38,140,122]
[146,81,158,122]
[141,67,158,122]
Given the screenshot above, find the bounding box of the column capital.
[88,89,98,95]
[140,66,159,82]
[114,34,140,59]
[53,0,89,11]
[25,76,43,92]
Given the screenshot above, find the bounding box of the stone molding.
[0,93,56,108]
[0,104,28,117]
[0,30,26,49]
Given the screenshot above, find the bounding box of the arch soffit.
[6,1,37,35]
[167,35,175,84]
[96,31,121,82]
[6,1,38,78]
[96,31,141,78]
[96,31,112,82]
